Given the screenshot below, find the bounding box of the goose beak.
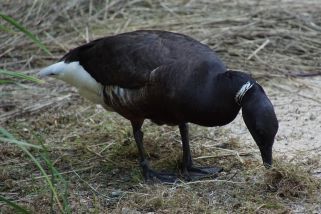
[38,67,54,77]
[259,145,273,168]
[37,61,66,78]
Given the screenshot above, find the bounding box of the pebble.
[111,190,122,197]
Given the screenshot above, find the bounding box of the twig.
[286,71,321,78]
[196,147,247,164]
[255,204,266,212]
[247,39,270,60]
[194,152,251,160]
[227,171,238,181]
[178,179,246,186]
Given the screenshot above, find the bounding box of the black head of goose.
[38,30,278,182]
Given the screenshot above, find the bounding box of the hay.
[1,0,320,73]
[265,162,320,199]
[1,0,321,213]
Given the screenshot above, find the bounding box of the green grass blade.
[0,12,52,56]
[0,137,43,149]
[0,79,13,84]
[41,152,71,213]
[0,128,42,149]
[36,135,71,213]
[0,127,15,139]
[0,69,44,84]
[0,195,31,214]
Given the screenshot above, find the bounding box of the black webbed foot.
[182,166,223,181]
[144,170,178,183]
[140,160,178,183]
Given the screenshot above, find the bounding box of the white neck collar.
[235,81,254,105]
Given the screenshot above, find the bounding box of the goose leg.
[179,123,223,181]
[131,120,177,183]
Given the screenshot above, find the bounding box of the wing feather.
[60,30,223,88]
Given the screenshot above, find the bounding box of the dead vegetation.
[1,0,321,213]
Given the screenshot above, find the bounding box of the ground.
[0,0,321,213]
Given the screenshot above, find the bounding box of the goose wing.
[61,30,223,89]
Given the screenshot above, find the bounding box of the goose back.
[61,30,226,88]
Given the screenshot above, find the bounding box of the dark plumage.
[39,30,278,182]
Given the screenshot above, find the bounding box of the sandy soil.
[271,77,321,157]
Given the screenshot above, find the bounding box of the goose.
[38,30,278,182]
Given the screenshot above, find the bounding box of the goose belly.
[100,85,240,127]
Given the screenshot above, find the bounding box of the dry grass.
[1,0,321,213]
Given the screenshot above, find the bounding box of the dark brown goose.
[39,30,278,182]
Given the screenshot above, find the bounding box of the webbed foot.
[140,160,178,183]
[183,166,223,181]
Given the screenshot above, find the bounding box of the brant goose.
[39,30,278,182]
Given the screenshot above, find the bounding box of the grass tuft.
[265,162,320,199]
[0,128,71,213]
